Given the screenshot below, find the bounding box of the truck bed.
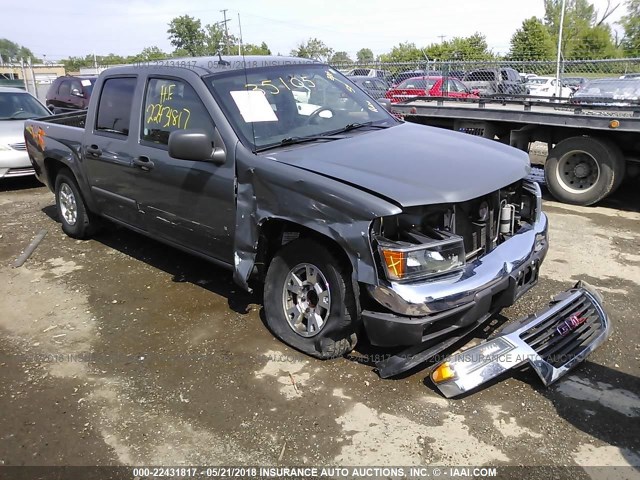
[37,110,88,129]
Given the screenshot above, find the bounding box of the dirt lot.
[0,176,639,477]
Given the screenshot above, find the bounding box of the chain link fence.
[3,57,640,102]
[330,58,640,82]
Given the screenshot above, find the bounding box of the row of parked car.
[344,66,640,104]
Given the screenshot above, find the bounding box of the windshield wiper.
[254,134,344,153]
[330,121,392,134]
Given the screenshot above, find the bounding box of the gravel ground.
[0,176,639,479]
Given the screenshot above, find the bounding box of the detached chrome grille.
[520,292,604,368]
[9,142,27,151]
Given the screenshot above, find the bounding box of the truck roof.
[103,55,319,77]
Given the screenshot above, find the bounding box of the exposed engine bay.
[372,180,540,283]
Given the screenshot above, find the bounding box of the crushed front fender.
[431,281,611,398]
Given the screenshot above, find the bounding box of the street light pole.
[555,0,566,97]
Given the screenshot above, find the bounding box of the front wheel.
[544,137,625,205]
[264,239,358,359]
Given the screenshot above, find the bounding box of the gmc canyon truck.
[25,56,610,396]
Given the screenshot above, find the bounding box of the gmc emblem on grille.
[557,314,587,337]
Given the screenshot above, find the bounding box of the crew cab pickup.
[25,56,560,378]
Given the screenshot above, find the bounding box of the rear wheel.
[544,137,625,205]
[55,169,96,239]
[264,239,358,359]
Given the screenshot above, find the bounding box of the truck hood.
[266,122,530,207]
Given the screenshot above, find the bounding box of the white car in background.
[0,87,51,179]
[526,77,573,100]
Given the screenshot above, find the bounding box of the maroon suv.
[45,75,97,113]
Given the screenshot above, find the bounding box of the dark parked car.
[25,56,554,381]
[46,75,97,113]
[347,76,388,99]
[563,76,588,92]
[571,77,640,105]
[463,68,527,96]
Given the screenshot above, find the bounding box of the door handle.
[133,156,154,171]
[86,145,102,157]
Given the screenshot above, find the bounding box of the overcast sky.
[3,0,626,61]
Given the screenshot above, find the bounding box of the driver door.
[132,76,236,263]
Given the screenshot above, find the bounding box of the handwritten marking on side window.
[145,82,191,130]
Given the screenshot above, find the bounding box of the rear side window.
[465,71,496,82]
[58,80,70,96]
[96,77,136,136]
[142,78,214,146]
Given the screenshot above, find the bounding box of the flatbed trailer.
[390,97,640,205]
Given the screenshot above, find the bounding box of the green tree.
[204,23,236,55]
[423,33,494,61]
[128,46,167,62]
[0,38,38,62]
[242,42,271,55]
[167,15,206,56]
[379,42,423,62]
[543,0,622,58]
[290,38,333,61]
[509,17,556,60]
[330,51,352,64]
[620,0,640,56]
[356,48,374,62]
[572,24,620,58]
[61,56,93,72]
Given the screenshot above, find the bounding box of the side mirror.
[48,106,55,113]
[169,129,225,164]
[471,89,480,96]
[377,97,392,111]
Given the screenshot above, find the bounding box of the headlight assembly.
[379,235,466,282]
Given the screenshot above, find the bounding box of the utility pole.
[238,13,244,56]
[438,35,446,43]
[20,58,28,91]
[220,9,230,55]
[555,0,566,97]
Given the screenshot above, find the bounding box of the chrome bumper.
[368,212,548,316]
[431,282,611,398]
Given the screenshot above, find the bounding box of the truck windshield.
[206,64,397,151]
[0,92,50,120]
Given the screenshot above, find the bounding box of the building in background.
[0,63,66,100]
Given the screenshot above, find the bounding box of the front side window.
[142,78,214,146]
[70,80,83,96]
[207,64,396,151]
[96,77,136,136]
[397,78,436,90]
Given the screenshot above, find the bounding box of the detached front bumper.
[431,281,611,398]
[363,213,548,347]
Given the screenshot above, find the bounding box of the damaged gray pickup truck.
[25,56,610,396]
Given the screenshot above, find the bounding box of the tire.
[54,169,96,239]
[544,136,626,206]
[264,239,358,359]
